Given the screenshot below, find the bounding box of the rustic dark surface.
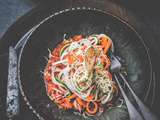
[0,0,160,40]
[0,0,160,120]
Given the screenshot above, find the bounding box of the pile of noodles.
[44,34,119,117]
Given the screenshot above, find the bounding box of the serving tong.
[110,54,158,120]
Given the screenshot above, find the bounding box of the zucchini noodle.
[43,34,120,117]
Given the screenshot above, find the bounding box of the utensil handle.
[119,73,159,120]
[114,74,144,120]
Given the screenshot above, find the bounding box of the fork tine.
[114,74,144,120]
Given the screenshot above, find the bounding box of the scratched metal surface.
[0,0,160,120]
[6,47,19,119]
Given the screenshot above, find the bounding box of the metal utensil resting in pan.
[8,7,156,120]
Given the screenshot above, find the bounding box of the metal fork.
[111,55,158,120]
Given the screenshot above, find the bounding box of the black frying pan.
[18,7,153,120]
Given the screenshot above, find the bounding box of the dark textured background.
[0,0,41,38]
[0,0,160,39]
[0,0,160,120]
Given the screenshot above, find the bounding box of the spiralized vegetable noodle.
[44,34,119,117]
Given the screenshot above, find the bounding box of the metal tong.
[110,54,158,120]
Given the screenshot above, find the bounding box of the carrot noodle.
[43,34,120,116]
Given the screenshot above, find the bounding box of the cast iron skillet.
[18,7,153,120]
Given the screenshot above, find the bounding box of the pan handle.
[6,46,19,119]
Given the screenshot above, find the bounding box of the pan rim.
[17,7,153,120]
